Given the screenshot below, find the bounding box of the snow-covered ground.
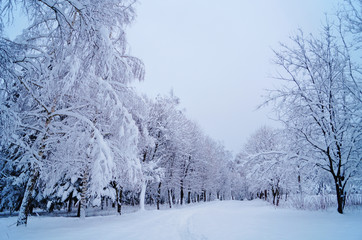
[1,200,361,240]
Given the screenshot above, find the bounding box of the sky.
[127,0,339,154]
[3,0,339,154]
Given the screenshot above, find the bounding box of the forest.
[0,0,361,230]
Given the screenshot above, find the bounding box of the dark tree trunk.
[203,190,207,202]
[272,194,276,205]
[110,181,122,214]
[180,180,184,205]
[101,196,105,210]
[187,191,191,204]
[271,188,280,206]
[68,191,73,213]
[272,188,276,205]
[264,190,268,200]
[157,182,161,210]
[77,201,81,217]
[328,152,348,214]
[17,168,39,226]
[80,170,88,218]
[116,186,123,215]
[29,204,34,214]
[335,179,346,214]
[168,189,172,208]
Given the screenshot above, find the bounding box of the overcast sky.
[127,0,339,154]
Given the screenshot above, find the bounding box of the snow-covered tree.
[0,0,145,225]
[0,31,45,222]
[236,127,292,205]
[139,93,186,209]
[266,21,362,213]
[339,0,362,46]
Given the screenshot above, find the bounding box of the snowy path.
[1,200,361,240]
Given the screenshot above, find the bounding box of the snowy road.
[1,200,361,240]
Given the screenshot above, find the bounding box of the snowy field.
[1,200,361,240]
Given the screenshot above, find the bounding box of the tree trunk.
[187,191,191,204]
[116,186,123,215]
[335,181,345,214]
[139,180,147,211]
[101,196,105,210]
[168,189,173,208]
[68,191,73,213]
[157,182,161,210]
[180,180,184,205]
[131,196,135,206]
[203,190,207,202]
[272,188,276,205]
[80,168,88,219]
[77,201,81,217]
[29,204,34,214]
[17,168,39,226]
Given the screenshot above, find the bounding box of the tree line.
[0,0,239,226]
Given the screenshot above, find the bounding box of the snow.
[1,200,361,240]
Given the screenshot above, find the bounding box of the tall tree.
[266,22,362,213]
[0,0,144,225]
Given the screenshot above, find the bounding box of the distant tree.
[236,127,293,205]
[137,94,183,210]
[136,93,234,209]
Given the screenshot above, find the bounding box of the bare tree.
[267,23,362,213]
